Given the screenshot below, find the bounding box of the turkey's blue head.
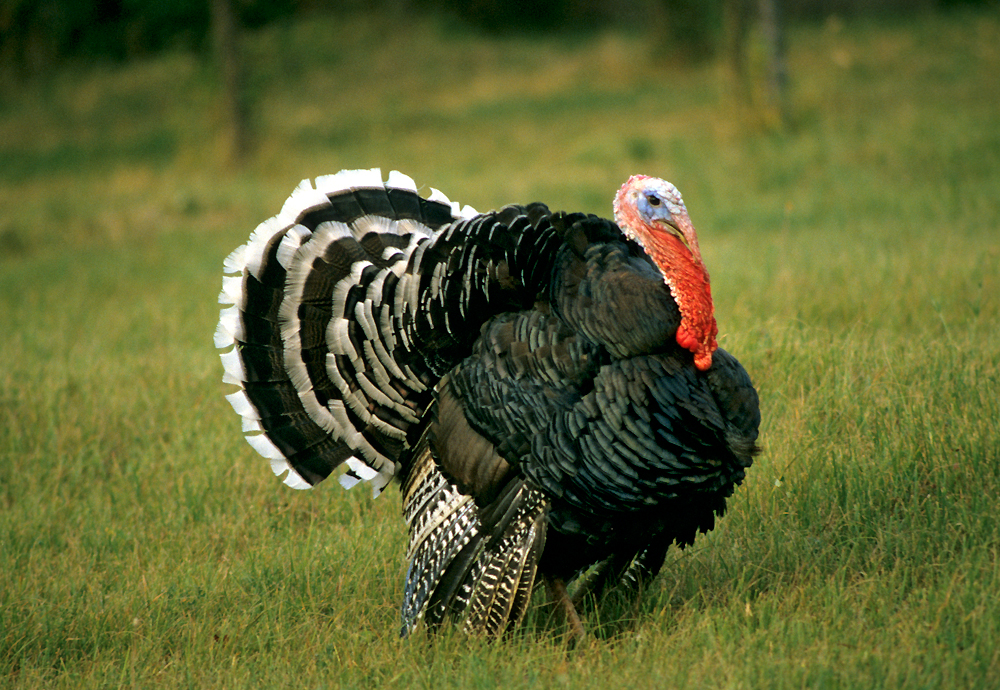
[613,175,718,371]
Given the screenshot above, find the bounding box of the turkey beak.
[658,217,691,252]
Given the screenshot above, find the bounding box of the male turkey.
[216,169,760,637]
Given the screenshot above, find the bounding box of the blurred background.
[0,0,989,74]
[2,0,996,245]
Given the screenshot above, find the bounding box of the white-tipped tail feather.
[217,169,476,495]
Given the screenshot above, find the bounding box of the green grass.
[2,7,999,688]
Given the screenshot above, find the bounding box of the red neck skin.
[643,233,718,371]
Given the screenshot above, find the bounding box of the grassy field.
[2,7,999,688]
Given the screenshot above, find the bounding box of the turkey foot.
[545,576,586,642]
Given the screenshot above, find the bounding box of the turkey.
[216,168,760,637]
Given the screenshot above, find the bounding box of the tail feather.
[218,169,565,494]
[218,170,474,493]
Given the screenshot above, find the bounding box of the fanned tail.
[216,169,561,494]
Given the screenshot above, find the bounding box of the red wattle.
[651,237,718,371]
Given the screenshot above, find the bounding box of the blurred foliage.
[658,0,725,60]
[0,0,993,78]
[425,0,573,31]
[0,0,293,77]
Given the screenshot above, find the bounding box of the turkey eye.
[646,194,661,206]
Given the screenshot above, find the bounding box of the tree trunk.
[725,0,789,128]
[725,0,754,101]
[211,0,251,163]
[758,0,788,127]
